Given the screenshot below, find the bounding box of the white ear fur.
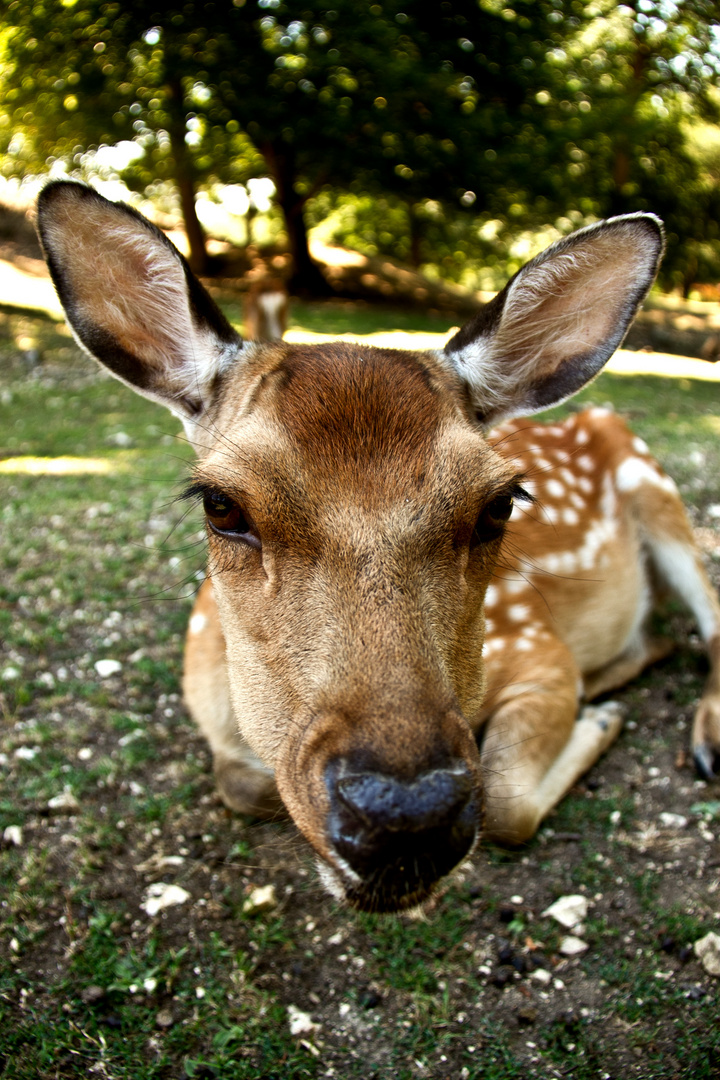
[442,213,664,424]
[37,181,243,423]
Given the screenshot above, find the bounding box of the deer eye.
[203,492,260,548]
[473,493,514,545]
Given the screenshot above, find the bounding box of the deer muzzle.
[323,757,480,912]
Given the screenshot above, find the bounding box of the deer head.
[37,181,663,911]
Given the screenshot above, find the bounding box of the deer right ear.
[443,213,664,425]
[36,181,243,423]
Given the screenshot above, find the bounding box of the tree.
[0,0,590,289]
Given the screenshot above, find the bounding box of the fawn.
[243,276,288,342]
[37,181,720,913]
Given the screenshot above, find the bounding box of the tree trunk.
[262,142,331,296]
[166,77,209,275]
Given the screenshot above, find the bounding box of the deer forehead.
[199,342,519,528]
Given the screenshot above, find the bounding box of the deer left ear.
[36,181,243,423]
[442,213,664,425]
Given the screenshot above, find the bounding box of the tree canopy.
[1,0,719,292]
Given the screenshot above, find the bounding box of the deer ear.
[443,213,664,425]
[36,181,242,421]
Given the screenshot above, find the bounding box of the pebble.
[659,812,688,829]
[141,883,191,917]
[243,884,277,915]
[155,1007,174,1028]
[47,789,79,814]
[287,1004,320,1036]
[94,659,122,678]
[543,895,588,929]
[694,931,720,976]
[531,968,552,985]
[3,825,23,846]
[559,935,589,957]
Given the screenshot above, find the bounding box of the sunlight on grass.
[607,349,720,381]
[0,455,121,474]
[284,327,455,350]
[284,330,720,382]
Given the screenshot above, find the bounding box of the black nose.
[326,760,479,912]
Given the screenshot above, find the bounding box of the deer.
[243,276,289,342]
[37,180,720,914]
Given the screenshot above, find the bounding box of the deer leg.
[635,485,720,778]
[183,579,283,816]
[583,634,674,700]
[480,644,623,844]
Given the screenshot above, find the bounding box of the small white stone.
[141,882,191,917]
[14,747,39,761]
[659,812,688,829]
[95,659,122,678]
[530,968,552,985]
[47,789,79,813]
[559,935,589,957]
[543,894,588,929]
[108,431,133,447]
[694,932,720,976]
[243,884,277,915]
[3,825,23,846]
[287,1004,320,1036]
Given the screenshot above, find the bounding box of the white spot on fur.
[546,479,564,499]
[632,436,650,455]
[485,584,499,608]
[575,427,589,445]
[562,507,580,526]
[483,637,503,656]
[600,472,617,520]
[615,457,677,495]
[542,504,559,524]
[514,637,533,651]
[508,604,530,622]
[189,613,207,634]
[577,475,594,494]
[575,455,594,472]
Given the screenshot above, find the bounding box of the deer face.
[190,342,522,909]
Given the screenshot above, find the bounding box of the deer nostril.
[326,760,479,912]
[336,765,474,833]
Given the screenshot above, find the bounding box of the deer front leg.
[692,634,720,779]
[183,579,282,817]
[480,643,624,844]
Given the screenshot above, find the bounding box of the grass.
[2,298,720,1078]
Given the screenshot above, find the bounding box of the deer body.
[37,181,720,913]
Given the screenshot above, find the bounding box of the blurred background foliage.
[1,0,719,295]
